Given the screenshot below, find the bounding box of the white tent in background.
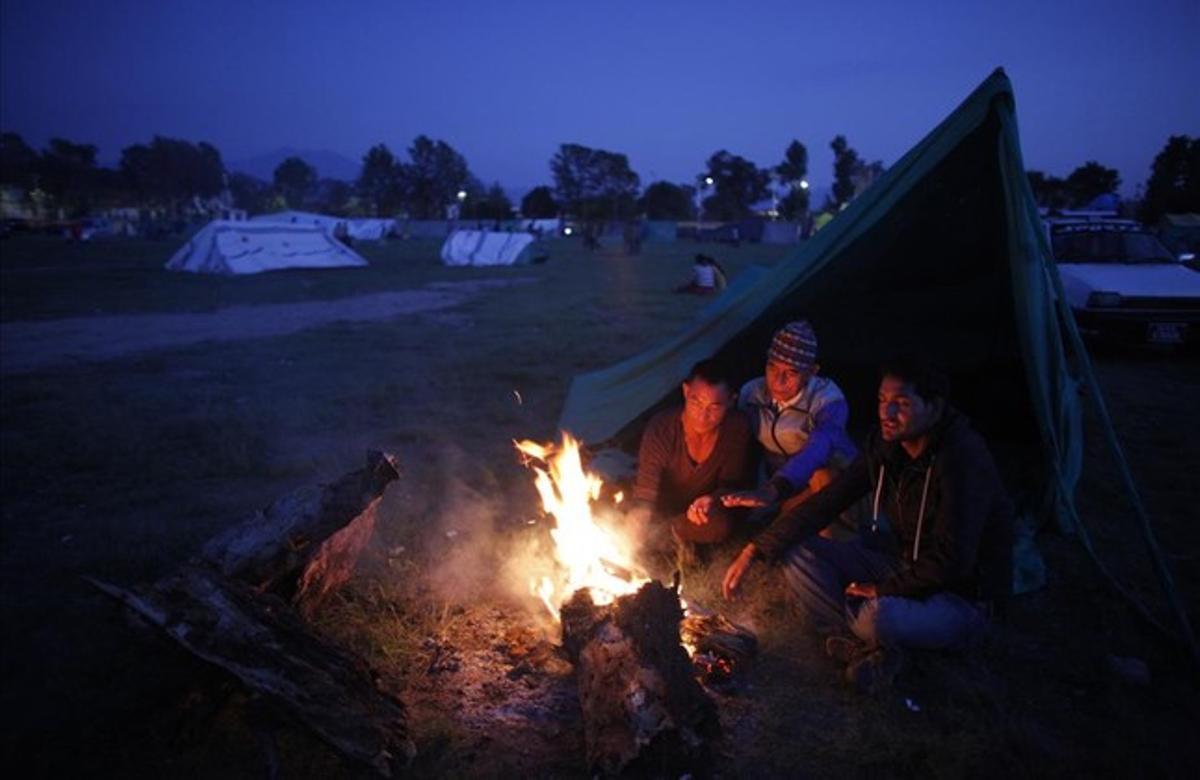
[251,210,396,241]
[165,221,368,275]
[524,218,561,235]
[345,218,396,240]
[440,230,539,266]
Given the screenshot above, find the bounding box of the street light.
[697,175,714,223]
[799,179,809,190]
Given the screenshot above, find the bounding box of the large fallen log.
[92,450,409,774]
[560,581,719,776]
[202,449,400,614]
[91,565,413,777]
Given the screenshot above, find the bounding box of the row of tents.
[165,220,544,274]
[248,210,398,241]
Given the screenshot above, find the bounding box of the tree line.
[1,129,1197,224]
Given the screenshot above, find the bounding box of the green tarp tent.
[559,69,1196,658]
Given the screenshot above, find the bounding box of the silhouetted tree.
[356,143,405,217]
[1140,135,1200,224]
[699,150,769,221]
[520,185,558,218]
[313,178,353,214]
[551,143,640,220]
[228,172,272,213]
[640,181,693,220]
[403,135,472,220]
[0,132,40,188]
[462,182,512,220]
[40,138,100,216]
[1027,170,1069,210]
[775,140,810,219]
[120,136,226,214]
[1065,161,1120,207]
[273,156,317,209]
[829,135,861,209]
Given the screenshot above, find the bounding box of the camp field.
[1,234,1198,777]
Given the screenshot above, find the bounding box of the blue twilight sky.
[1,0,1197,196]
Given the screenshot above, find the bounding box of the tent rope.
[1044,257,1200,671]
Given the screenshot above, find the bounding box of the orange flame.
[515,433,647,621]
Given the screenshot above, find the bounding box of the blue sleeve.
[775,399,850,491]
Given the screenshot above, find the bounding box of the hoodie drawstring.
[871,464,886,533]
[912,460,935,562]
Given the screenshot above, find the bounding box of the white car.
[1049,219,1200,346]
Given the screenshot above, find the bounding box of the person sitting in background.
[722,320,858,528]
[721,357,1014,692]
[675,254,727,294]
[629,359,755,559]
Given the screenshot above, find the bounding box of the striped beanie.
[767,320,818,371]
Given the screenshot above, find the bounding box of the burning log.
[561,581,719,776]
[202,450,400,614]
[680,611,758,689]
[90,565,413,777]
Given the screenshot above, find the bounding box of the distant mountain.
[228,147,361,182]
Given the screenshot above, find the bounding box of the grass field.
[1,233,1198,777]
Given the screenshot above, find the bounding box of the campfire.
[514,434,649,619]
[515,434,757,774]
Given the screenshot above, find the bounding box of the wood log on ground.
[90,565,413,777]
[202,450,400,612]
[560,581,719,776]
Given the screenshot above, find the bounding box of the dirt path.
[0,279,533,375]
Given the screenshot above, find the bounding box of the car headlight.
[1086,291,1122,308]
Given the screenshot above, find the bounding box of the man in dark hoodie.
[720,357,1014,689]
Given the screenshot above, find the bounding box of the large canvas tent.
[440,230,540,266]
[166,220,368,274]
[559,69,1195,657]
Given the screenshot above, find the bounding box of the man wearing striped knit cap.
[720,319,858,519]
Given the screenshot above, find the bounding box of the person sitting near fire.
[721,356,1014,692]
[629,358,755,559]
[721,320,858,529]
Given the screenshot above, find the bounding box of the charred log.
[202,450,399,612]
[561,582,719,777]
[90,565,412,777]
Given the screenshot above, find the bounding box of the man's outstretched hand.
[686,495,716,525]
[722,543,757,600]
[720,486,777,508]
[844,581,878,599]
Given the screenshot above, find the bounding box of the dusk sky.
[2,0,1197,196]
